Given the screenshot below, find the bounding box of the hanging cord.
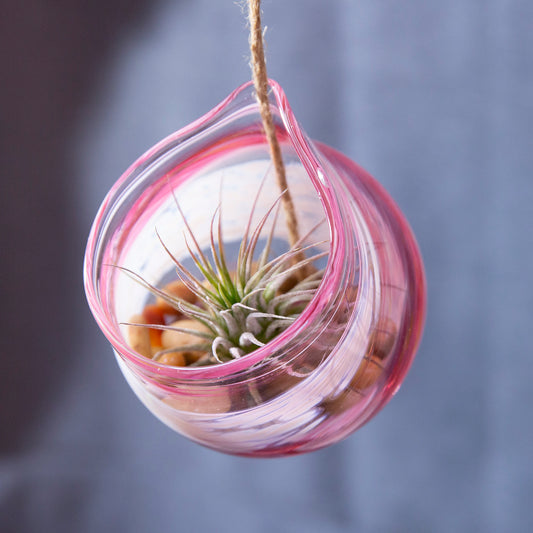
[248,0,306,274]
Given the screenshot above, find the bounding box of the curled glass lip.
[83,79,352,381]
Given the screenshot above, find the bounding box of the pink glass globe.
[84,80,426,456]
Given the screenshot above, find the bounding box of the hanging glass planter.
[84,80,425,457]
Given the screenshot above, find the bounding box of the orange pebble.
[351,356,383,390]
[126,314,151,358]
[163,390,231,413]
[372,318,397,360]
[140,304,164,347]
[161,319,211,364]
[155,280,197,314]
[142,304,165,325]
[148,328,163,347]
[157,351,187,367]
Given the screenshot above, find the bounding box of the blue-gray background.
[1,1,532,531]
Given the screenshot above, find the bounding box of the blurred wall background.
[1,0,532,531]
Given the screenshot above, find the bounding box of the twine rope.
[248,0,302,256]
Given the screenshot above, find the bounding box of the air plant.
[121,180,329,367]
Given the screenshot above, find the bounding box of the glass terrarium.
[84,80,426,457]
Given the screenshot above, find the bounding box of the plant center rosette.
[84,80,426,457]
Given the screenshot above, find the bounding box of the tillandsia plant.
[122,180,328,367]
